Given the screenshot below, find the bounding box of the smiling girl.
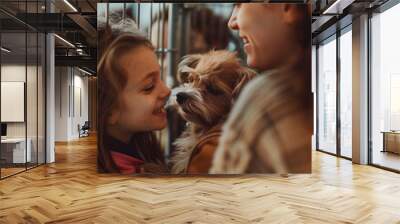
[97,19,171,174]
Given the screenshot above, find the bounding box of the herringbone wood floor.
[0,135,400,224]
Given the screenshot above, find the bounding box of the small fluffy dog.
[169,50,256,174]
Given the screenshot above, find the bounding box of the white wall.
[72,73,89,138]
[54,67,89,141]
[55,66,69,141]
[1,65,26,138]
[1,65,41,138]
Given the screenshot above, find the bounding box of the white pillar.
[46,1,55,163]
[352,14,369,164]
[46,33,55,163]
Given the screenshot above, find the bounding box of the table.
[381,131,400,154]
[1,138,32,164]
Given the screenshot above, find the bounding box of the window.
[370,2,400,171]
[317,36,337,154]
[339,28,352,158]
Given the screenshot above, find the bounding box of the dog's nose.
[176,92,189,104]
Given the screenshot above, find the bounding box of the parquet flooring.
[1,167,26,178]
[0,135,399,223]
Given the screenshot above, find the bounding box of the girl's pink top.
[110,151,144,174]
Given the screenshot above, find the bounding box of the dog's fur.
[169,50,256,174]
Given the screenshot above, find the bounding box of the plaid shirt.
[209,68,313,174]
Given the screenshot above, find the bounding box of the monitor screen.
[1,123,7,137]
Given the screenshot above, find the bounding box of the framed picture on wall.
[97,2,312,175]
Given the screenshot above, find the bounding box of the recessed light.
[78,67,93,76]
[322,0,354,15]
[1,47,11,53]
[63,0,78,12]
[54,34,75,48]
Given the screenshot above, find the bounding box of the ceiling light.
[54,34,75,48]
[63,0,78,12]
[323,0,355,15]
[78,67,93,76]
[1,47,11,53]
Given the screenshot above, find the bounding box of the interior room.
[1,9,46,178]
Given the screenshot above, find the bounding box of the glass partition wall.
[316,26,353,159]
[0,1,46,179]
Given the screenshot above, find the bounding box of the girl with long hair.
[97,19,171,174]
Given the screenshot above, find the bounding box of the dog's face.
[171,50,256,126]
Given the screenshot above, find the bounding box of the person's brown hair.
[189,7,230,52]
[97,22,165,173]
[288,3,311,49]
[151,7,231,53]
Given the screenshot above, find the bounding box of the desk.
[1,138,31,163]
[381,131,400,154]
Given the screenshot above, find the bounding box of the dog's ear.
[177,54,202,83]
[232,67,257,100]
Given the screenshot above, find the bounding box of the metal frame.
[44,0,47,166]
[0,13,2,179]
[25,1,28,171]
[36,0,39,170]
[336,22,341,158]
[315,44,319,152]
[367,10,373,166]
